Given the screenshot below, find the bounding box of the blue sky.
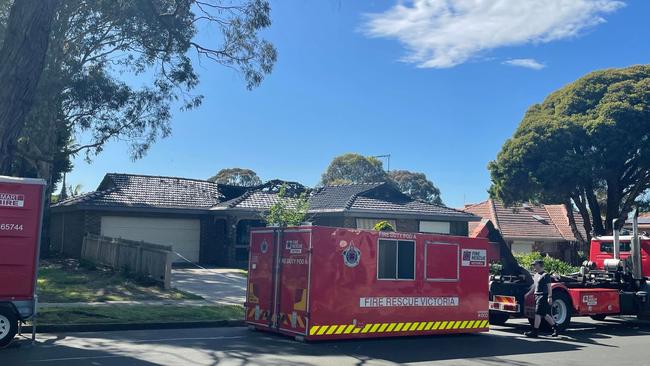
[67,0,650,208]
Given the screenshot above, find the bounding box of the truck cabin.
[590,235,650,277]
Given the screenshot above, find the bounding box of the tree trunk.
[0,0,59,174]
[584,186,605,235]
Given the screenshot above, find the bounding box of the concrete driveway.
[172,267,246,306]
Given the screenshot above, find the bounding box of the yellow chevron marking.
[424,322,434,330]
[309,326,320,335]
[480,320,489,328]
[459,320,469,329]
[439,321,448,330]
[378,323,389,332]
[326,325,337,335]
[370,323,381,333]
[466,320,475,329]
[353,327,361,334]
[335,325,347,334]
[417,322,427,331]
[386,323,397,332]
[361,324,373,333]
[408,322,419,331]
[444,321,454,329]
[395,323,404,331]
[454,321,463,329]
[317,326,328,335]
[402,322,412,331]
[432,321,441,330]
[344,324,355,334]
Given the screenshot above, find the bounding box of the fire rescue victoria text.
[359,296,459,308]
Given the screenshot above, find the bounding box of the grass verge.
[38,257,202,303]
[35,305,244,325]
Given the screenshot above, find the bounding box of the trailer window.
[377,239,415,280]
[599,242,631,253]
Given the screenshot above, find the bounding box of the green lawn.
[38,258,202,303]
[35,305,244,325]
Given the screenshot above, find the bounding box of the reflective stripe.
[309,319,488,336]
[335,325,347,334]
[409,322,420,331]
[394,323,404,331]
[378,323,389,332]
[370,323,381,333]
[459,321,469,329]
[310,326,320,335]
[386,323,397,332]
[343,324,355,334]
[424,322,434,330]
[361,324,373,333]
[317,326,329,335]
[432,321,441,330]
[466,320,475,328]
[326,325,337,335]
[402,322,412,331]
[417,322,427,331]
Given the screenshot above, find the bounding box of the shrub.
[373,220,395,232]
[513,252,579,275]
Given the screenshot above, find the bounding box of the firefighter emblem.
[260,240,268,254]
[342,242,361,268]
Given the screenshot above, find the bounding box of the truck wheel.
[590,314,607,321]
[489,311,509,325]
[0,308,18,348]
[550,291,572,330]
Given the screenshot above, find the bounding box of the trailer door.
[246,229,276,328]
[275,228,312,335]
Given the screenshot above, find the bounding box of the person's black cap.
[532,259,544,266]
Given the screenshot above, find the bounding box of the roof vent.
[532,214,547,223]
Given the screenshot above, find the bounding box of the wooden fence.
[81,233,173,289]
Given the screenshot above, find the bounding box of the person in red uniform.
[525,259,560,338]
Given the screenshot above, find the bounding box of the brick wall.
[395,219,419,233]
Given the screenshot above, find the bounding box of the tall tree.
[0,0,276,188]
[389,170,442,204]
[0,0,59,174]
[321,153,387,185]
[489,65,650,245]
[208,168,262,186]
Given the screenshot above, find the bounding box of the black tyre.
[489,311,509,326]
[590,314,607,321]
[550,290,572,330]
[0,307,18,348]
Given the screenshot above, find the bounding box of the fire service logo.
[0,193,24,208]
[260,239,268,254]
[342,241,361,268]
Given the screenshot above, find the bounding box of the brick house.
[51,173,479,267]
[463,199,586,261]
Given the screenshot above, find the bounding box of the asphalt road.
[4,318,650,366]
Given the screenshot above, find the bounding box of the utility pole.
[372,154,391,172]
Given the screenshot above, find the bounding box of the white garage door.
[100,216,201,263]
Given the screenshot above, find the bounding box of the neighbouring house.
[625,212,650,233]
[51,173,480,267]
[463,199,587,262]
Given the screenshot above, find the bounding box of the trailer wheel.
[489,311,509,325]
[0,308,18,348]
[550,291,572,330]
[590,314,607,321]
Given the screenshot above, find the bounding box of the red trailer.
[0,176,46,347]
[245,226,490,340]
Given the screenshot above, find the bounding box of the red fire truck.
[0,176,46,347]
[245,226,490,340]
[489,209,650,329]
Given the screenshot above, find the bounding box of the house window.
[236,220,265,261]
[419,221,451,234]
[356,218,396,230]
[377,239,415,280]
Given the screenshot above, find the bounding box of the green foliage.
[389,170,442,204]
[0,0,277,187]
[208,168,262,186]
[264,185,310,227]
[513,252,579,275]
[489,65,650,239]
[373,220,395,232]
[321,153,388,185]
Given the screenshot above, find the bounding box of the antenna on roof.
[372,154,391,172]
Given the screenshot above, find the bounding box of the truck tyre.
[489,311,509,325]
[590,314,607,321]
[550,290,572,330]
[0,308,18,348]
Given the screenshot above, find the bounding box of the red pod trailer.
[0,176,46,347]
[245,226,490,340]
